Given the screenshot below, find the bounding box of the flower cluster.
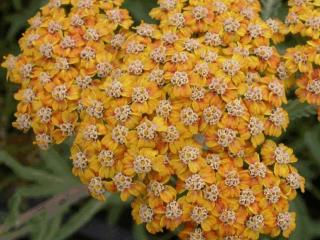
[284,0,320,119]
[2,0,308,239]
[2,0,132,149]
[286,0,320,39]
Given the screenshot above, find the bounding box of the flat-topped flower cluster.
[3,0,316,239]
[285,0,320,119]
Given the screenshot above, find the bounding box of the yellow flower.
[70,142,95,183]
[122,147,160,180]
[271,212,296,238]
[261,140,297,177]
[170,139,206,176]
[284,46,315,74]
[264,107,289,137]
[52,110,78,143]
[280,166,305,200]
[105,172,146,201]
[88,139,125,179]
[296,69,320,105]
[131,198,163,234]
[266,18,287,44]
[122,77,163,115]
[2,0,308,238]
[182,197,217,232]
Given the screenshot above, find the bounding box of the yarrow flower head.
[2,0,133,149]
[2,0,312,239]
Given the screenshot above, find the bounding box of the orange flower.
[88,139,125,179]
[170,139,206,176]
[105,172,146,201]
[296,69,320,105]
[284,46,315,74]
[2,0,307,238]
[52,111,78,143]
[70,142,95,183]
[131,198,163,234]
[264,107,289,137]
[261,140,297,177]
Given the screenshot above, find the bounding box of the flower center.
[132,87,150,103]
[165,201,182,219]
[156,100,172,118]
[86,100,104,119]
[246,215,264,232]
[224,170,240,187]
[113,173,132,191]
[169,13,185,28]
[73,151,88,169]
[76,75,92,89]
[264,186,281,204]
[134,155,152,173]
[192,6,208,20]
[114,105,131,123]
[107,81,123,98]
[139,205,154,223]
[219,209,236,224]
[112,125,128,144]
[276,212,292,231]
[128,60,144,75]
[179,146,200,164]
[217,128,237,147]
[88,177,105,195]
[226,99,245,117]
[59,122,74,136]
[248,117,264,136]
[83,125,99,141]
[224,17,240,33]
[248,162,267,178]
[239,189,256,206]
[98,150,115,167]
[37,107,52,123]
[306,79,320,94]
[185,174,205,191]
[222,59,240,76]
[204,184,219,202]
[162,125,180,143]
[80,47,96,60]
[171,71,189,87]
[206,154,221,170]
[274,146,290,164]
[203,106,222,125]
[180,107,198,125]
[191,206,208,224]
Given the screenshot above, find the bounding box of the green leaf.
[284,100,317,121]
[276,34,309,54]
[39,147,72,177]
[133,224,148,240]
[0,224,31,240]
[5,184,69,228]
[45,214,63,240]
[123,0,158,24]
[261,0,286,20]
[12,0,22,11]
[291,195,320,239]
[5,0,47,41]
[0,151,64,184]
[107,205,125,225]
[30,213,49,240]
[303,126,320,167]
[55,199,105,240]
[0,150,82,235]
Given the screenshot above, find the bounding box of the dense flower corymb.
[1,0,312,239]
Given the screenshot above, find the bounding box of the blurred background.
[0,0,319,239]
